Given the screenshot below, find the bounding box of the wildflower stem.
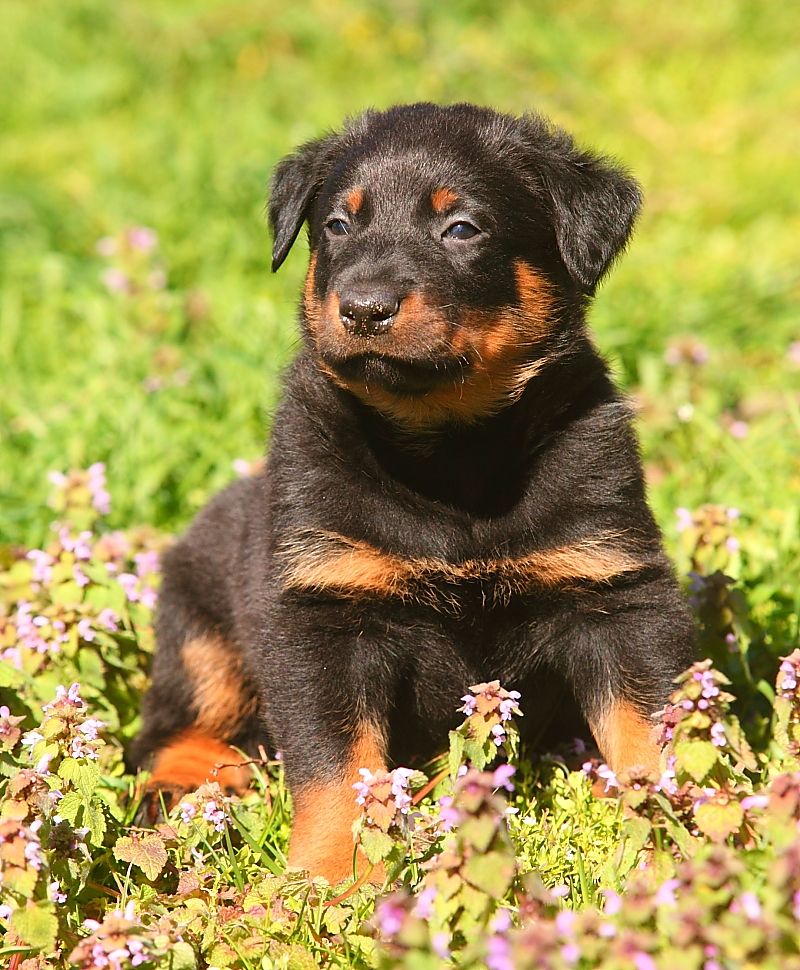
[411,766,450,805]
[323,862,377,907]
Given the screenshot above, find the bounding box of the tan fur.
[288,727,386,883]
[590,701,661,776]
[182,635,258,739]
[147,728,251,793]
[280,529,643,605]
[345,186,365,214]
[431,186,460,213]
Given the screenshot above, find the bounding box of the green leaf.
[674,738,720,782]
[463,850,515,897]
[459,815,497,853]
[694,798,744,842]
[448,730,465,781]
[114,831,167,880]
[76,761,100,800]
[57,791,83,824]
[358,826,394,865]
[168,940,197,970]
[615,815,652,877]
[83,800,107,845]
[10,901,58,952]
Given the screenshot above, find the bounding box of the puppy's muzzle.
[339,287,401,337]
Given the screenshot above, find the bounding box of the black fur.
[133,103,694,813]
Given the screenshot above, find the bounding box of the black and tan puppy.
[131,103,695,882]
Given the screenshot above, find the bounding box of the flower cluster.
[664,336,710,367]
[173,782,230,835]
[354,766,415,832]
[774,649,800,762]
[376,764,518,964]
[2,465,162,680]
[456,680,522,769]
[676,504,741,573]
[69,901,158,970]
[98,227,166,298]
[23,682,106,772]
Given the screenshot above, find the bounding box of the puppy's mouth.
[321,351,471,395]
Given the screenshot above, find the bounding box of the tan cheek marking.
[288,727,387,883]
[303,253,321,335]
[431,186,460,214]
[512,260,556,341]
[182,635,258,740]
[280,530,643,603]
[345,186,365,214]
[590,701,661,777]
[147,728,251,793]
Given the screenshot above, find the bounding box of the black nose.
[339,288,400,336]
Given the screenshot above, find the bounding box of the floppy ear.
[268,134,340,272]
[518,118,642,293]
[544,149,642,292]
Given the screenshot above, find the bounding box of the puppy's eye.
[325,218,350,237]
[442,221,481,241]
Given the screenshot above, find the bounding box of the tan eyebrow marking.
[431,186,460,214]
[345,186,365,214]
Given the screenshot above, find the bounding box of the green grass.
[1,1,800,967]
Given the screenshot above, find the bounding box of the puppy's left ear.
[268,133,340,272]
[522,120,642,293]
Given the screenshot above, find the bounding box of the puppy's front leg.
[259,607,391,883]
[287,723,387,882]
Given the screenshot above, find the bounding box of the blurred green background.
[1,0,798,557]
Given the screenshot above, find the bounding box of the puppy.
[131,103,695,882]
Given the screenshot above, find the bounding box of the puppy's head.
[269,103,640,429]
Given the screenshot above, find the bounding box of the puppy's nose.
[339,288,400,336]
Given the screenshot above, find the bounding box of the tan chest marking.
[279,529,643,605]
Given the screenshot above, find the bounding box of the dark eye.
[442,221,481,241]
[325,218,350,237]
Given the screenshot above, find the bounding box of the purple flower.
[178,800,197,823]
[603,889,622,915]
[675,507,694,533]
[654,878,680,907]
[390,766,415,813]
[732,891,761,922]
[459,693,477,716]
[597,763,619,792]
[202,799,227,831]
[492,763,516,793]
[27,548,55,585]
[374,898,406,937]
[486,921,513,970]
[49,880,68,904]
[728,419,749,439]
[127,226,158,253]
[134,550,160,577]
[102,267,131,294]
[432,932,450,960]
[710,722,727,748]
[78,618,96,642]
[97,608,120,632]
[413,886,437,919]
[437,794,461,832]
[788,341,800,368]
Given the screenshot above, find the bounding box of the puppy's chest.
[276,525,638,614]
